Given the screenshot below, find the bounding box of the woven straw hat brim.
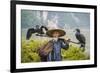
[46,29,66,37]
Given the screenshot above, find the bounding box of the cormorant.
[75,29,86,51]
[26,25,48,40]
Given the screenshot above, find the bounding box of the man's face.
[52,31,60,38]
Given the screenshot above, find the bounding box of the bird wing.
[76,33,86,44]
[26,28,35,40]
[40,26,48,34]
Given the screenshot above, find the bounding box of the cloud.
[70,13,80,25]
[47,15,59,30]
[47,20,59,29]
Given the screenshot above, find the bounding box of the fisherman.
[39,28,70,61]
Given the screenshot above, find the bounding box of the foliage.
[61,45,89,60]
[21,39,89,63]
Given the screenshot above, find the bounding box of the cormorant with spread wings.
[26,25,48,40]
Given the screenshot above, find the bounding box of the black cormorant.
[75,29,86,51]
[26,25,48,40]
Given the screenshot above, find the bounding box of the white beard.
[53,37,58,41]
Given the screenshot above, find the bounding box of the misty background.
[21,10,90,55]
